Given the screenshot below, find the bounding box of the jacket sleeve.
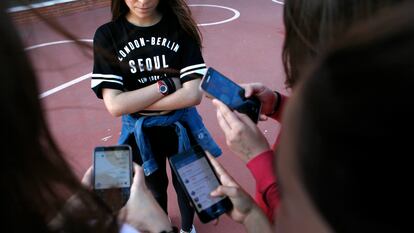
[246,149,280,222]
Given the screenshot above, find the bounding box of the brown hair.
[294,3,414,232]
[111,0,202,47]
[0,2,117,232]
[282,0,407,88]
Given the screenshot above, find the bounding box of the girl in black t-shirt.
[91,1,208,233]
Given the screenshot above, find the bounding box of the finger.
[131,163,145,191]
[211,185,239,198]
[234,111,257,129]
[206,152,227,176]
[240,83,263,97]
[81,166,93,188]
[206,153,238,186]
[212,99,230,112]
[216,107,232,133]
[240,84,254,98]
[259,114,268,121]
[212,218,220,226]
[212,99,243,129]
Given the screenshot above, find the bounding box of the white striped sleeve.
[91,73,124,99]
[180,63,207,81]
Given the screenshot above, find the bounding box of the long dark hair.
[294,3,414,232]
[0,2,117,232]
[282,0,407,88]
[111,0,202,47]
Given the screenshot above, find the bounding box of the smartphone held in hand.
[169,145,233,223]
[200,67,261,123]
[93,145,133,212]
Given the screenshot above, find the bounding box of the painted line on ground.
[24,39,93,99]
[189,4,240,26]
[101,135,113,142]
[272,0,284,5]
[39,72,91,98]
[25,39,93,51]
[8,0,77,13]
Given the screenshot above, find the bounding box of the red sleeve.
[246,150,280,222]
[270,93,289,122]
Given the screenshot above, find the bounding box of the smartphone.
[200,67,261,123]
[93,145,133,212]
[169,145,233,223]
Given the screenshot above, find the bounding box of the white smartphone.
[93,145,133,212]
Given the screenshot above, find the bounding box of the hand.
[241,83,277,120]
[207,153,256,223]
[81,166,93,189]
[119,163,172,233]
[212,99,271,163]
[209,154,273,232]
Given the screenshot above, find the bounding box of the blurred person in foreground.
[0,2,174,233]
[210,3,414,232]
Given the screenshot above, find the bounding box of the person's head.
[111,0,202,47]
[0,2,117,232]
[277,3,414,233]
[282,0,408,88]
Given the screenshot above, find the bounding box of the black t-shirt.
[91,15,206,100]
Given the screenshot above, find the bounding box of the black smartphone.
[200,67,261,123]
[93,145,133,212]
[169,145,233,223]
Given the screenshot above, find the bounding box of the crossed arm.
[102,78,202,117]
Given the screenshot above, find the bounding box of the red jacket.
[245,93,287,222]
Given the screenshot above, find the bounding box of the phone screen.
[93,145,132,212]
[170,146,232,223]
[201,68,245,108]
[94,148,131,189]
[175,154,225,212]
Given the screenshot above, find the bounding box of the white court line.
[8,0,77,13]
[189,4,240,26]
[25,39,93,51]
[40,73,91,98]
[272,0,285,5]
[24,39,93,98]
[101,135,113,142]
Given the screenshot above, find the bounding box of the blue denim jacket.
[118,107,222,176]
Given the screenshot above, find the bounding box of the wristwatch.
[157,80,169,96]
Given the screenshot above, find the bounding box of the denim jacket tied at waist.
[118,107,222,176]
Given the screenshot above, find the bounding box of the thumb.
[259,114,268,121]
[243,85,254,98]
[241,83,264,98]
[81,166,94,189]
[211,185,238,198]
